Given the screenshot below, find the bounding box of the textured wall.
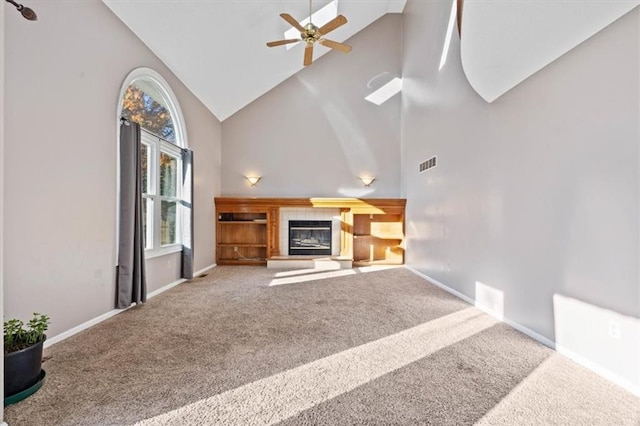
[221,14,402,198]
[3,0,221,338]
[402,1,639,391]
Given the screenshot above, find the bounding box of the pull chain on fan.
[267,0,352,66]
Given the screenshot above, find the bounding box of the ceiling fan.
[266,0,352,67]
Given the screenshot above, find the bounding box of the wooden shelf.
[353,259,403,266]
[219,221,267,224]
[218,259,266,265]
[354,234,404,241]
[352,212,405,265]
[218,243,267,248]
[215,203,278,265]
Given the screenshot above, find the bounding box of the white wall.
[460,1,640,103]
[221,14,402,198]
[3,0,221,338]
[402,1,639,392]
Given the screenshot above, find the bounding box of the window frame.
[141,139,154,250]
[141,131,183,259]
[117,67,189,261]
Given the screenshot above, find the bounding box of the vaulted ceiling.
[102,0,407,121]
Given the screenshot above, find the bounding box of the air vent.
[419,156,437,173]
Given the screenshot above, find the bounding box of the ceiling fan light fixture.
[266,0,351,67]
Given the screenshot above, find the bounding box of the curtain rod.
[120,116,182,148]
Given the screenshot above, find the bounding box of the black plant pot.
[4,336,45,397]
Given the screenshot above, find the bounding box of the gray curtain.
[181,148,194,279]
[117,120,147,308]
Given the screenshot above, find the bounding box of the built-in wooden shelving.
[214,198,406,266]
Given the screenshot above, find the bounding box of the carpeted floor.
[5,266,640,425]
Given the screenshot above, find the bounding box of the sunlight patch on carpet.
[274,268,330,278]
[270,269,357,286]
[476,355,640,425]
[136,307,497,425]
[270,265,402,286]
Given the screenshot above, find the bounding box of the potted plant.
[4,313,49,401]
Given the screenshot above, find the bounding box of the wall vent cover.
[419,156,437,173]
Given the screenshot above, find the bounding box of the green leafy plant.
[4,313,49,354]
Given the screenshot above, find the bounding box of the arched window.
[117,68,189,258]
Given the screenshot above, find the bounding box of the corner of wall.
[1,1,6,419]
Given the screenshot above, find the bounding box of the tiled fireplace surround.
[279,208,342,257]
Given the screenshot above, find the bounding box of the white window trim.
[146,245,183,259]
[142,131,183,256]
[116,67,189,262]
[157,138,183,249]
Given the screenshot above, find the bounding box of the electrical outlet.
[608,320,621,339]
[233,246,238,252]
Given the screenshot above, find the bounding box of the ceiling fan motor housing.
[302,23,320,44]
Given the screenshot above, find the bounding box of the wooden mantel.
[214,197,406,266]
[214,197,405,211]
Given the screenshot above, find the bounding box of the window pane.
[160,152,178,197]
[121,85,176,142]
[161,200,178,245]
[141,144,149,194]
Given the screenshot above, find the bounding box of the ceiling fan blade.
[319,39,352,53]
[267,39,301,47]
[304,44,314,66]
[280,13,306,33]
[318,15,347,35]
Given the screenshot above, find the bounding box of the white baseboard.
[404,266,640,397]
[146,278,187,299]
[556,344,640,397]
[500,313,555,349]
[194,263,216,277]
[44,307,128,348]
[44,267,217,349]
[405,266,555,348]
[405,266,476,306]
[45,275,193,349]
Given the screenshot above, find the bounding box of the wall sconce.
[359,176,376,187]
[245,176,261,186]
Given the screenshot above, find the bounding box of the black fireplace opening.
[288,220,332,256]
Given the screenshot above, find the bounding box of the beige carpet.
[5,266,640,425]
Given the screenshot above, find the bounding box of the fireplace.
[288,220,332,256]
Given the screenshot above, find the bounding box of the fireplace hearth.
[288,220,332,256]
